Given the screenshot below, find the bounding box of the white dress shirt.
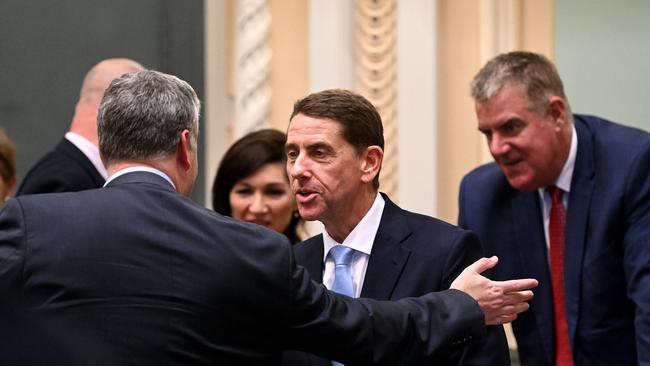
[322,193,385,297]
[103,166,176,190]
[537,124,578,254]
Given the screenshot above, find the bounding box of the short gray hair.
[470,51,572,116]
[98,70,200,165]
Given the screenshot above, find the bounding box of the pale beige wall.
[437,0,485,224]
[521,1,554,58]
[268,0,309,131]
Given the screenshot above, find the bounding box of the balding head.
[79,58,145,103]
[70,58,145,145]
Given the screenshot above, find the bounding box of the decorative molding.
[233,0,272,139]
[356,0,398,198]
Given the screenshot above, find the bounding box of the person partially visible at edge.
[0,128,17,204]
[16,58,144,195]
[212,129,303,244]
[459,51,650,366]
[0,69,537,365]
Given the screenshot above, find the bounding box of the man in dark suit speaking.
[0,70,536,365]
[459,51,650,365]
[281,89,510,366]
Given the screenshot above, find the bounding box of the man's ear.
[548,96,567,129]
[176,129,192,171]
[360,146,383,184]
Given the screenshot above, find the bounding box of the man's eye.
[502,121,523,135]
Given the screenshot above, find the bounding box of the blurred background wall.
[555,0,650,131]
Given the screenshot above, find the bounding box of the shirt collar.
[103,166,176,190]
[538,123,577,195]
[322,193,385,261]
[65,132,108,179]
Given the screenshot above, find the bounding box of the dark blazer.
[0,171,487,366]
[459,115,650,366]
[16,138,105,195]
[283,194,510,366]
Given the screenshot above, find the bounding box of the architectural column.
[356,0,398,199]
[233,0,272,139]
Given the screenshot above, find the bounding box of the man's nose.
[489,134,511,157]
[288,153,309,179]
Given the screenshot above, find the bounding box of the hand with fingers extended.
[450,256,538,325]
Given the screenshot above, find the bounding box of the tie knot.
[329,245,355,266]
[547,185,564,204]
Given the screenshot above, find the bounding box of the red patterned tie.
[548,186,574,366]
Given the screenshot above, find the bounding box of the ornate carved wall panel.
[356,0,398,198]
[233,0,272,139]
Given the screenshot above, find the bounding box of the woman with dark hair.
[212,129,302,243]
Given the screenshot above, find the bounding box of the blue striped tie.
[329,245,356,366]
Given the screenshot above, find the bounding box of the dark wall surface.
[0,0,205,203]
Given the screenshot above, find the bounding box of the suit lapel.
[564,118,595,343]
[511,191,555,365]
[360,194,411,300]
[294,236,325,283]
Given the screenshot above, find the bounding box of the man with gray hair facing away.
[0,70,536,365]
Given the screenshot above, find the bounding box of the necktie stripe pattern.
[548,186,574,366]
[329,245,356,366]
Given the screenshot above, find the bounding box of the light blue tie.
[329,245,356,366]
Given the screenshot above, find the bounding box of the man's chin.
[296,207,322,222]
[506,176,538,191]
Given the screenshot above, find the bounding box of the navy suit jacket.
[283,194,510,366]
[17,138,105,195]
[459,115,650,366]
[0,172,487,366]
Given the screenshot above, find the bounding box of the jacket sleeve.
[444,228,511,366]
[621,141,650,364]
[0,198,26,298]
[282,247,487,365]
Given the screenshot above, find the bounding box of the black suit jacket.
[17,138,105,195]
[0,172,487,366]
[459,115,650,365]
[283,194,509,366]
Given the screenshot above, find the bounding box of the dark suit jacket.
[283,194,510,366]
[0,171,487,366]
[17,138,105,195]
[459,115,650,366]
